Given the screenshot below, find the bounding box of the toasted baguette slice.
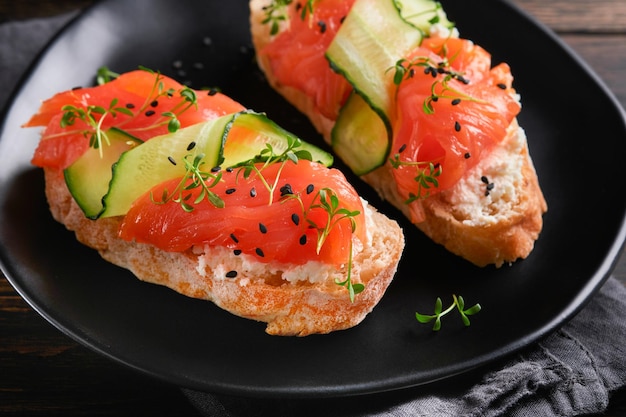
[43,167,404,336]
[250,0,547,267]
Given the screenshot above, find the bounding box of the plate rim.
[1,0,626,398]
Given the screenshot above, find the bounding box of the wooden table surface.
[1,0,625,415]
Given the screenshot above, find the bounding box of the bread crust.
[250,0,547,267]
[43,168,404,336]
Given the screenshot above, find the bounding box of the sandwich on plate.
[24,69,404,336]
[250,0,547,267]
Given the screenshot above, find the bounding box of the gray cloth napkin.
[2,12,626,417]
[0,13,78,112]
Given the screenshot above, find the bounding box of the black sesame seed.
[71,86,82,90]
[226,167,234,173]
[167,156,177,165]
[486,183,495,191]
[255,248,265,257]
[458,76,470,84]
[233,249,242,256]
[250,187,257,198]
[291,213,300,226]
[318,20,327,33]
[432,96,439,102]
[145,110,155,117]
[211,166,221,173]
[481,176,489,184]
[398,144,407,153]
[306,184,314,194]
[497,83,507,90]
[230,233,239,243]
[150,100,159,108]
[187,141,196,151]
[299,235,307,245]
[485,190,491,197]
[280,184,293,196]
[225,188,236,195]
[226,270,238,278]
[464,152,471,159]
[454,121,461,132]
[259,223,267,234]
[125,103,136,109]
[451,98,461,106]
[207,87,219,96]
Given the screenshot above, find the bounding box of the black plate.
[1,0,625,399]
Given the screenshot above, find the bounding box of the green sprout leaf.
[152,152,224,211]
[389,152,443,202]
[415,294,481,331]
[231,138,363,302]
[58,66,200,159]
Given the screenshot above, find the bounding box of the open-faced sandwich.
[250,0,547,267]
[24,69,404,336]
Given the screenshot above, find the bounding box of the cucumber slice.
[100,116,233,218]
[327,0,454,174]
[98,111,333,218]
[223,112,333,168]
[64,128,141,219]
[331,92,388,175]
[397,0,454,32]
[326,0,424,130]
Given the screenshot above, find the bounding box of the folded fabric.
[0,12,78,111]
[2,11,625,417]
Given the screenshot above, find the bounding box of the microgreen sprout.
[58,66,199,159]
[306,188,360,255]
[389,153,442,202]
[283,186,362,302]
[388,56,483,114]
[415,294,481,331]
[298,0,316,21]
[261,0,293,35]
[233,135,313,206]
[334,240,363,302]
[312,190,363,302]
[60,98,133,158]
[135,66,198,133]
[96,67,120,85]
[232,137,363,301]
[261,0,317,34]
[152,152,224,212]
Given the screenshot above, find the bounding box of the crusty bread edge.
[250,0,547,267]
[43,168,404,336]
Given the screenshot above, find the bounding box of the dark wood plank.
[512,0,626,33]
[559,35,626,116]
[0,0,94,21]
[0,278,200,416]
